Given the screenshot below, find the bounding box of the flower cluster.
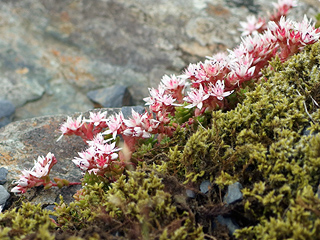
[145,16,319,119]
[239,0,298,36]
[73,133,122,177]
[11,0,320,194]
[11,153,57,194]
[57,111,108,141]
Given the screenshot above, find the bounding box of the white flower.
[239,16,265,36]
[86,111,107,126]
[30,152,56,178]
[160,74,185,91]
[183,85,209,110]
[208,80,234,100]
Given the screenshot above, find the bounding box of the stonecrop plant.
[11,0,319,197]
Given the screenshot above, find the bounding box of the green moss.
[235,186,320,239]
[142,41,320,238]
[0,202,56,240]
[54,169,204,239]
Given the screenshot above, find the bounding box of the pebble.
[224,182,243,205]
[200,180,211,194]
[216,215,240,235]
[186,189,196,198]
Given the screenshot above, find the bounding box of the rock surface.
[0,108,120,206]
[0,0,317,122]
[0,99,15,128]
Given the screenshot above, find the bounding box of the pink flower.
[180,63,207,81]
[30,152,57,178]
[207,52,229,62]
[239,16,266,36]
[160,74,186,91]
[295,15,320,45]
[240,34,277,67]
[57,115,83,141]
[65,115,83,131]
[268,16,293,42]
[227,54,256,85]
[144,86,179,114]
[208,80,234,101]
[93,141,121,169]
[72,147,96,171]
[270,0,297,21]
[104,112,124,139]
[86,133,112,147]
[183,85,209,110]
[95,141,120,156]
[73,139,121,173]
[11,153,57,194]
[123,110,159,138]
[202,59,225,78]
[11,172,32,194]
[86,111,107,126]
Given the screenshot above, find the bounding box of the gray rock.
[0,185,10,209]
[87,85,133,108]
[0,108,120,207]
[186,189,196,198]
[0,167,8,185]
[0,99,15,128]
[200,180,211,194]
[224,182,243,205]
[216,215,240,235]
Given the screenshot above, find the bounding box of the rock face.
[0,0,318,122]
[0,108,120,206]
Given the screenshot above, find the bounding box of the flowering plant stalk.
[11,153,81,194]
[11,0,320,194]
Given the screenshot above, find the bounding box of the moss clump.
[235,186,320,239]
[0,202,56,240]
[54,169,204,239]
[136,41,320,238]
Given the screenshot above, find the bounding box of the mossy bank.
[1,41,320,240]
